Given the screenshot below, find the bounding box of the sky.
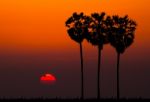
[0,0,150,98]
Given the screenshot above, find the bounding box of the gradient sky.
[0,0,150,98]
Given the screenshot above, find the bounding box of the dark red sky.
[0,0,150,98]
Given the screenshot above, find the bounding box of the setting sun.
[40,73,56,85]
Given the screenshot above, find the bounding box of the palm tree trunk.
[97,46,101,99]
[117,53,120,99]
[80,42,84,99]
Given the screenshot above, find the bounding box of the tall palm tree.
[108,15,137,99]
[86,12,109,99]
[65,12,88,99]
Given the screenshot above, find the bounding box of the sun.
[40,73,56,85]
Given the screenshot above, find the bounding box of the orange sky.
[0,0,150,53]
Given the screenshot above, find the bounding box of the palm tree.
[65,12,88,99]
[108,15,137,99]
[86,12,109,99]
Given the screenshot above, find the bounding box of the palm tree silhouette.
[86,12,108,99]
[108,15,137,99]
[65,12,89,99]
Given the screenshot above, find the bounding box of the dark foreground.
[0,99,150,102]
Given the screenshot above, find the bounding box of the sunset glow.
[0,0,149,53]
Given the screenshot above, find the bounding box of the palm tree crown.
[66,12,88,43]
[86,12,109,49]
[108,15,137,53]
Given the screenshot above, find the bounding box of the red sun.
[40,73,56,85]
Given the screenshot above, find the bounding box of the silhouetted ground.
[0,98,150,102]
